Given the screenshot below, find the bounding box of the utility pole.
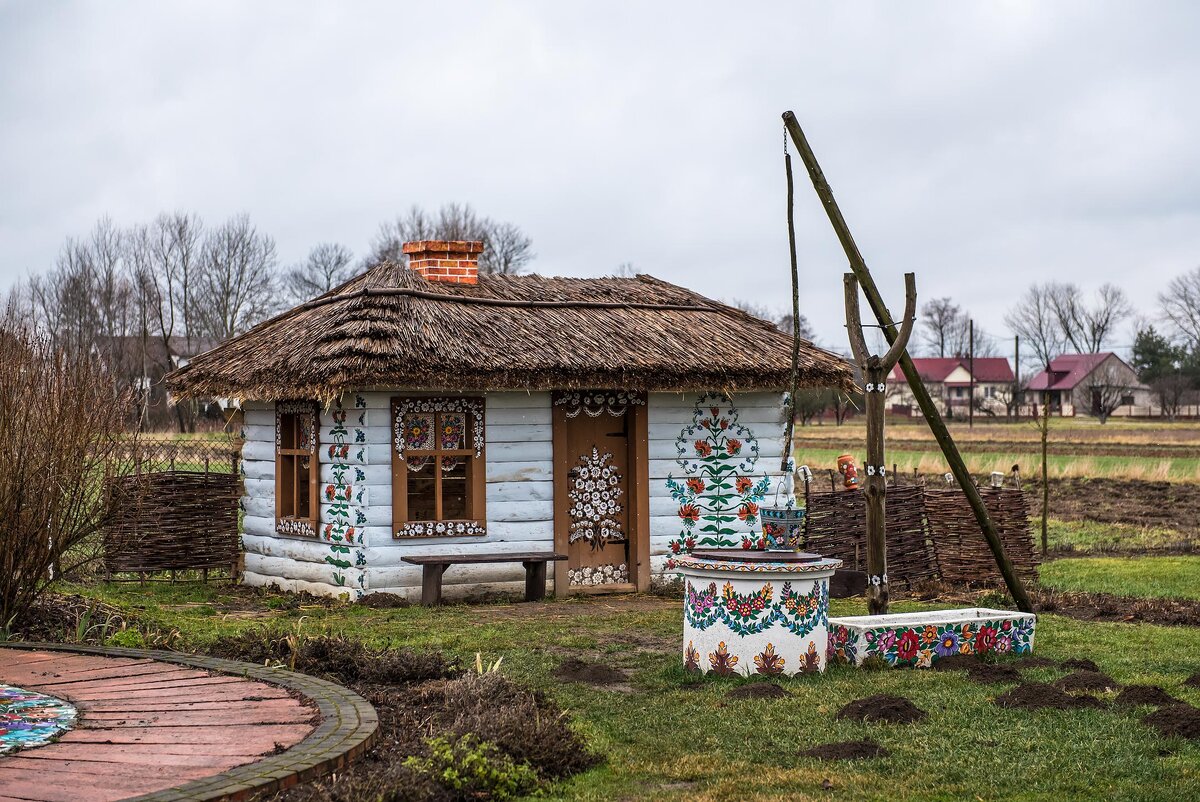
[968,319,975,430]
[1013,335,1020,422]
[782,110,1033,613]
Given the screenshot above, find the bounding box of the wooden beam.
[783,110,1033,613]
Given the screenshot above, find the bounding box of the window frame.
[275,400,320,537]
[391,396,487,538]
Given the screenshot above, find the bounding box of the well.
[675,549,841,676]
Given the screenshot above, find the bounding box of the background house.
[887,357,1014,417]
[1024,353,1151,419]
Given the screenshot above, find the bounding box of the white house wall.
[240,389,787,599]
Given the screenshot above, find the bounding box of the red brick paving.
[0,648,317,802]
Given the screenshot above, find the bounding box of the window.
[1121,395,1135,406]
[391,397,486,537]
[276,401,319,536]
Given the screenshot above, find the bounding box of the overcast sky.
[2,1,1198,357]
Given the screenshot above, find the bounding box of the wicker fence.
[802,484,1038,586]
[101,437,243,578]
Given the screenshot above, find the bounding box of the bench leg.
[421,564,448,606]
[523,560,547,602]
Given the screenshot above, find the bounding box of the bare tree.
[194,214,279,341]
[370,203,534,275]
[1047,282,1132,354]
[1004,283,1068,367]
[1084,362,1134,424]
[920,297,969,357]
[1159,266,1200,348]
[285,242,356,303]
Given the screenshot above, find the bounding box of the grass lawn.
[1040,556,1200,601]
[1044,519,1195,554]
[61,582,1200,801]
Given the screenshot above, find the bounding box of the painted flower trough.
[676,548,841,676]
[827,608,1037,668]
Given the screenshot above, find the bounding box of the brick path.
[0,645,377,802]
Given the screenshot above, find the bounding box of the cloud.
[2,0,1198,353]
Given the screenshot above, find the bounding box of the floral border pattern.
[554,390,646,419]
[568,563,629,587]
[684,578,827,637]
[395,520,487,538]
[321,396,369,596]
[672,555,842,574]
[828,615,1035,668]
[392,397,484,458]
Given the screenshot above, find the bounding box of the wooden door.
[552,391,649,594]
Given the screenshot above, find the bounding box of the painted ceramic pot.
[827,608,1037,668]
[675,550,841,676]
[837,454,859,489]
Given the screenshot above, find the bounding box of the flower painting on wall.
[665,394,772,566]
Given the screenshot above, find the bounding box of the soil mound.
[966,663,1023,684]
[355,592,410,609]
[1115,685,1178,708]
[800,739,890,760]
[994,683,1105,711]
[1184,673,1200,688]
[727,683,789,700]
[1142,704,1200,740]
[1054,670,1120,693]
[1060,658,1101,672]
[552,658,628,686]
[836,694,928,724]
[931,654,978,672]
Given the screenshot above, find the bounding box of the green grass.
[1045,519,1195,554]
[57,582,1200,801]
[1040,556,1200,601]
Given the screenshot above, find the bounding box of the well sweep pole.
[782,110,1033,613]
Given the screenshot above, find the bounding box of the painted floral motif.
[684,641,701,674]
[665,394,771,565]
[395,520,487,538]
[568,563,629,586]
[567,448,625,549]
[684,579,827,638]
[554,391,646,418]
[323,396,368,595]
[0,685,76,754]
[753,643,785,675]
[829,616,1036,668]
[708,641,739,676]
[392,397,484,458]
[799,641,821,673]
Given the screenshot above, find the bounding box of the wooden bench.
[402,552,568,605]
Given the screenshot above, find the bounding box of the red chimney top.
[402,240,483,285]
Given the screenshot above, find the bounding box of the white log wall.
[240,390,787,598]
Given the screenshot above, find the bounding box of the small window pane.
[279,413,297,449]
[407,474,437,521]
[279,455,297,517]
[441,458,468,519]
[296,454,311,513]
[403,413,435,451]
[439,412,468,450]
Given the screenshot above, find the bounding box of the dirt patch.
[1115,685,1178,708]
[1059,658,1101,672]
[552,657,629,686]
[1031,478,1200,540]
[727,683,789,700]
[1035,589,1200,627]
[966,663,1023,684]
[931,654,979,672]
[800,739,890,760]
[1184,673,1200,688]
[1143,704,1200,740]
[1055,670,1120,693]
[836,694,928,724]
[355,592,410,609]
[994,682,1105,711]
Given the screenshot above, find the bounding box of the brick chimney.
[402,240,484,285]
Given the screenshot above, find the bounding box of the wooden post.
[968,319,975,429]
[783,110,1034,613]
[844,272,916,615]
[1040,401,1050,555]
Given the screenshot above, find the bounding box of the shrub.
[0,327,137,628]
[403,735,540,801]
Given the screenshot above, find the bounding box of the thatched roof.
[166,263,852,400]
